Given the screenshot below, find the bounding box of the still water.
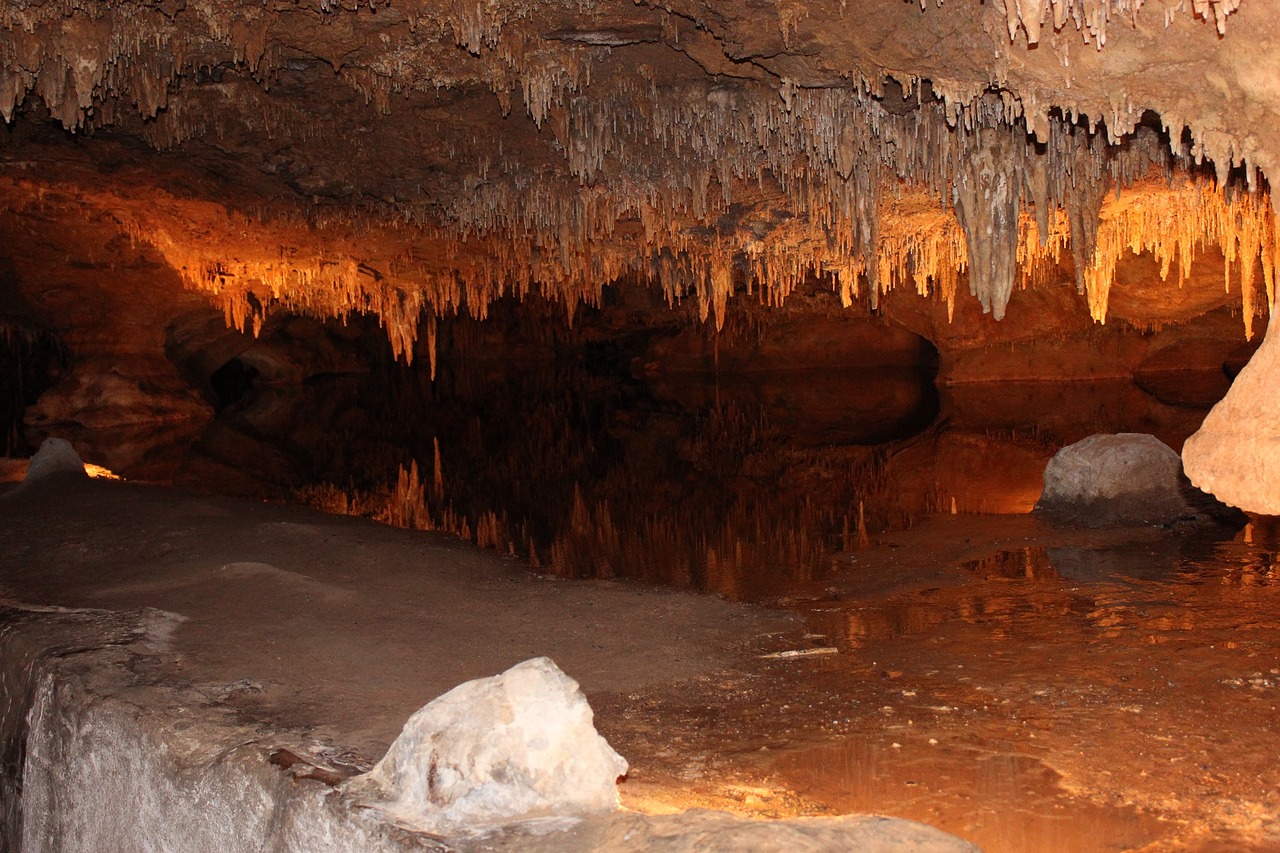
[181,343,1218,602]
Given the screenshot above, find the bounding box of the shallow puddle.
[734,525,1280,851]
[773,737,1167,853]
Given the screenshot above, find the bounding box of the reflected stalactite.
[182,288,1244,603]
[293,384,880,601]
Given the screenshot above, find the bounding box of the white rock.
[347,657,627,836]
[23,438,88,483]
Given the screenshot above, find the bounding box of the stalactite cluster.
[0,0,1274,356]
[1083,182,1278,337]
[999,0,1241,47]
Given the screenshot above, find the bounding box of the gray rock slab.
[1,606,979,853]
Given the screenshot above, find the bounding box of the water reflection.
[31,304,1272,851]
[190,359,904,600]
[807,534,1276,653]
[648,366,939,447]
[772,737,1167,853]
[159,325,1237,605]
[962,547,1060,581]
[758,526,1280,852]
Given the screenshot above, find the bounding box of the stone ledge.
[0,604,977,853]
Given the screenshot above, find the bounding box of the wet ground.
[593,516,1280,852]
[5,473,1280,849]
[8,311,1279,850]
[5,470,1276,851]
[171,350,1280,851]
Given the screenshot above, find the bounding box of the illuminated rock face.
[1183,325,1280,515]
[0,1,1278,357]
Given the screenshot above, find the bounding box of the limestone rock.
[24,357,212,432]
[1183,324,1280,515]
[347,657,628,835]
[1035,433,1204,526]
[4,609,974,853]
[23,438,88,483]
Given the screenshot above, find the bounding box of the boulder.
[23,438,88,483]
[347,657,627,835]
[1035,433,1214,526]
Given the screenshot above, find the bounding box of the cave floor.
[2,476,1279,853]
[601,515,1280,853]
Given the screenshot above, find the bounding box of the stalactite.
[2,0,1273,356]
[1002,0,1242,47]
[1080,178,1275,335]
[952,125,1021,320]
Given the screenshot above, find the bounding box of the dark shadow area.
[1,260,64,456]
[209,357,258,412]
[0,325,64,459]
[156,295,1243,604]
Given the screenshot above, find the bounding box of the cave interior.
[2,0,1280,850]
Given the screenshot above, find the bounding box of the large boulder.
[346,657,627,835]
[1035,433,1216,526]
[1183,324,1280,515]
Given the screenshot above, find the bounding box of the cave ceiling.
[0,0,1276,365]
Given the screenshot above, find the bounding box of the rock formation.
[2,605,979,852]
[1036,432,1211,526]
[21,437,86,484]
[0,7,1275,486]
[1183,322,1280,515]
[347,657,628,835]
